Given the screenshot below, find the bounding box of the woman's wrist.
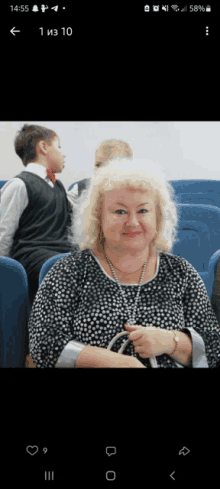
[164,330,179,355]
[157,329,176,355]
[161,329,192,366]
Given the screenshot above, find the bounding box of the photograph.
[1,121,220,370]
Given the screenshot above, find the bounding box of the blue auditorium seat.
[168,250,220,298]
[0,180,8,190]
[171,180,220,209]
[68,182,77,191]
[204,250,220,297]
[39,253,71,286]
[0,257,31,367]
[68,178,90,197]
[172,204,220,294]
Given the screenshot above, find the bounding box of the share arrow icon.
[179,446,190,456]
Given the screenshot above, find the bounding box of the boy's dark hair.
[14,124,57,166]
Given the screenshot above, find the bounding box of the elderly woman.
[28,158,220,368]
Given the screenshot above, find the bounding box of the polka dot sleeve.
[181,258,220,368]
[28,252,85,368]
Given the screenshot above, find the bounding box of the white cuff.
[55,340,86,368]
[172,327,209,368]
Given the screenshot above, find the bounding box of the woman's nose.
[125,212,139,227]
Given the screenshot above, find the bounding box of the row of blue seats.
[171,180,220,208]
[1,178,220,273]
[1,179,220,208]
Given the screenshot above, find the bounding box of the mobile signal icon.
[171,5,180,10]
[181,6,187,11]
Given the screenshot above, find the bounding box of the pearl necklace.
[105,253,147,326]
[104,252,158,367]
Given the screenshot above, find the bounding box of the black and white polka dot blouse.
[28,249,220,368]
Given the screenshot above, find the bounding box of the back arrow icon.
[170,472,175,480]
[10,27,20,36]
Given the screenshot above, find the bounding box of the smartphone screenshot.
[1,2,219,486]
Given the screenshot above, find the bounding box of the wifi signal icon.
[171,5,180,10]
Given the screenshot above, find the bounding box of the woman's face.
[101,187,158,253]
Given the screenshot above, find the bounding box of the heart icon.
[26,446,39,456]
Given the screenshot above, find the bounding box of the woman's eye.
[115,209,148,215]
[115,209,126,214]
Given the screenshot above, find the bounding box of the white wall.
[0,121,219,190]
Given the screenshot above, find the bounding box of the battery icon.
[206,5,211,11]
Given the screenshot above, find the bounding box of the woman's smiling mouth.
[123,232,142,237]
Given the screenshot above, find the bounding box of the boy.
[0,127,133,306]
[0,124,79,306]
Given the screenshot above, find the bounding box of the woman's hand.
[124,323,172,358]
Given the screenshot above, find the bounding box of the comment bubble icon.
[106,446,116,456]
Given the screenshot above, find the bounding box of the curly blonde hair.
[67,158,179,254]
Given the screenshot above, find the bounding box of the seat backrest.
[68,178,91,196]
[171,180,220,209]
[0,180,8,190]
[172,204,220,272]
[208,249,220,277]
[68,182,77,191]
[39,253,71,286]
[0,257,30,367]
[199,253,220,298]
